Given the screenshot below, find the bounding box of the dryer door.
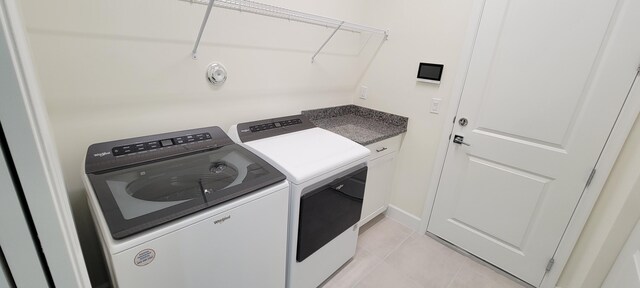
[296,166,367,262]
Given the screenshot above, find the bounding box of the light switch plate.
[360,86,368,100]
[430,98,442,114]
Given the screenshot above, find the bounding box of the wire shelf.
[183,0,389,61]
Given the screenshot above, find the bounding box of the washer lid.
[84,126,285,239]
[244,128,370,184]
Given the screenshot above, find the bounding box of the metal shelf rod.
[191,0,216,59]
[185,0,389,60]
[312,21,344,63]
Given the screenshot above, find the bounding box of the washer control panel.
[111,133,212,156]
[85,127,232,174]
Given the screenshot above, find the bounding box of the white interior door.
[427,0,637,285]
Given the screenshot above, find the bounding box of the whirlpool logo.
[93,152,111,158]
[214,215,231,224]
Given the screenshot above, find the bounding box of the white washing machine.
[229,115,370,288]
[82,126,289,288]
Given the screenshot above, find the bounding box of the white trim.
[359,206,388,227]
[385,204,421,231]
[418,0,640,287]
[0,138,49,287]
[0,0,91,287]
[416,79,441,85]
[0,252,11,288]
[418,0,487,235]
[539,0,640,285]
[540,74,640,287]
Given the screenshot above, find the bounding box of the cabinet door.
[360,152,396,225]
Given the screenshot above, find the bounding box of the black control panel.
[249,118,303,132]
[111,133,212,156]
[237,115,316,143]
[85,127,233,174]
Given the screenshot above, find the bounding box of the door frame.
[418,0,640,287]
[0,0,91,287]
[0,130,52,287]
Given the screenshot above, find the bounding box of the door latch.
[453,135,471,146]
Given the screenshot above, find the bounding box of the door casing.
[418,0,640,287]
[0,0,91,286]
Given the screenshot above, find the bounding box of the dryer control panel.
[236,114,316,143]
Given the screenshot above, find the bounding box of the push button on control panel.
[121,145,133,154]
[112,147,125,156]
[174,137,186,145]
[146,141,160,149]
[160,139,174,147]
[134,143,146,152]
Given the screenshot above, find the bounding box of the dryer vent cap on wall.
[206,63,227,86]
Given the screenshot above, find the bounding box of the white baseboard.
[385,204,422,231]
[359,206,387,227]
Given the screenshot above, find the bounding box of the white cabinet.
[360,135,403,225]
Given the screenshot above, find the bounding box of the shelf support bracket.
[192,0,216,59]
[311,21,344,63]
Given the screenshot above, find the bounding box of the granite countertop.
[301,105,408,146]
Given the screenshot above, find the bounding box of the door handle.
[453,135,471,146]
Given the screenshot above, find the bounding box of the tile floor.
[321,216,527,288]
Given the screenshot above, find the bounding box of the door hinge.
[586,169,596,188]
[545,258,555,272]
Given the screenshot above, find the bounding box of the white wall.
[356,0,474,216]
[16,0,382,285]
[557,117,640,287]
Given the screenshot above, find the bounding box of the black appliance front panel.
[85,127,285,239]
[296,166,368,262]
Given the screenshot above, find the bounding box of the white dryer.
[229,115,370,288]
[82,126,289,288]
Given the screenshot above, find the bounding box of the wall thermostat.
[416,62,444,84]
